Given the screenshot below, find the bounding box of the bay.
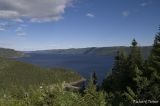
[15,53,114,83]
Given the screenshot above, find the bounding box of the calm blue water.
[15,54,114,83]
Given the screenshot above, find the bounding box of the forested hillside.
[0,48,25,58]
[0,48,84,105]
[29,46,152,58]
[101,30,160,105]
[0,57,82,90]
[0,28,159,105]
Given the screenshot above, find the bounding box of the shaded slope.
[29,46,152,58]
[0,57,82,89]
[0,48,25,58]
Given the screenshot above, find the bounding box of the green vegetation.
[0,56,104,106]
[0,57,82,90]
[0,48,25,58]
[0,27,159,106]
[31,46,152,58]
[0,80,106,106]
[102,27,160,105]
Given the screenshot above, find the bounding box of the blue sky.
[0,0,160,51]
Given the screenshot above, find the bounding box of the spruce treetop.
[132,39,137,47]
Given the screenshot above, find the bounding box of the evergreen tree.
[126,39,144,90]
[102,49,127,92]
[102,39,149,105]
[122,39,150,104]
[111,50,128,91]
[128,39,143,69]
[146,27,160,100]
[92,71,98,86]
[84,79,106,106]
[101,50,128,105]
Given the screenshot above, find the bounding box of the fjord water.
[16,53,114,83]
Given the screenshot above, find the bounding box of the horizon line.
[0,45,153,52]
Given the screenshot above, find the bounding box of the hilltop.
[0,48,82,91]
[0,48,26,58]
[28,46,152,58]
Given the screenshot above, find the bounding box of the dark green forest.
[0,48,26,58]
[0,28,160,106]
[0,57,82,89]
[30,45,152,58]
[101,28,160,105]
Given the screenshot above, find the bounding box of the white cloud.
[15,25,27,36]
[15,27,23,32]
[0,10,19,19]
[86,13,95,18]
[13,18,24,23]
[122,11,130,17]
[16,32,26,36]
[0,22,9,31]
[0,27,5,31]
[0,0,73,23]
[30,16,63,23]
[140,1,152,7]
[141,2,148,7]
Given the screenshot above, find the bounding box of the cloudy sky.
[0,0,160,51]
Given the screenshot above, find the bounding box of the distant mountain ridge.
[0,48,26,58]
[0,46,152,58]
[28,46,152,58]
